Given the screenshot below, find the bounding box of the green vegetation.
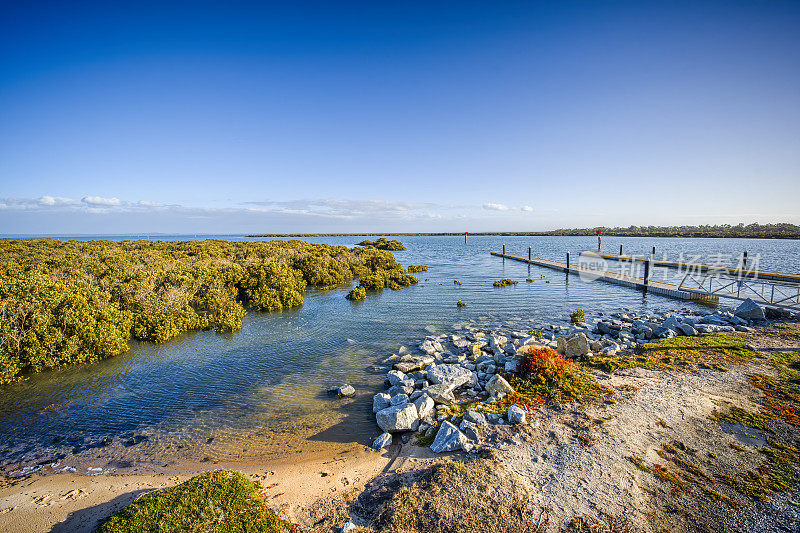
[492,278,518,288]
[706,349,800,501]
[99,470,286,533]
[527,329,543,341]
[719,441,800,500]
[653,464,685,492]
[627,455,651,473]
[0,239,416,384]
[569,309,585,324]
[357,238,406,251]
[346,286,367,301]
[711,406,773,432]
[752,351,800,426]
[525,278,533,282]
[407,265,428,273]
[453,279,462,285]
[583,334,756,374]
[456,300,466,308]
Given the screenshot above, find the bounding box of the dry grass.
[374,458,544,533]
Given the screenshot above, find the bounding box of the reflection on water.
[1,235,798,469]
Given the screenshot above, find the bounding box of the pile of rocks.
[368,298,794,453]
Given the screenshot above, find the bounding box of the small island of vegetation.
[357,238,407,250]
[0,239,417,384]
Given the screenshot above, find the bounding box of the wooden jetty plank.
[491,251,718,304]
[579,251,800,283]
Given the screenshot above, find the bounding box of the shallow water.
[0,235,798,468]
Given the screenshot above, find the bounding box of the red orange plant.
[518,347,576,384]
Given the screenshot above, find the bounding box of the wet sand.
[0,443,400,532]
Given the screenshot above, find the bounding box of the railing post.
[652,246,656,256]
[502,244,505,256]
[566,252,570,271]
[620,244,623,256]
[743,251,748,269]
[644,258,651,291]
[528,247,531,261]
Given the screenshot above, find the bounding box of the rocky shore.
[366,298,797,455]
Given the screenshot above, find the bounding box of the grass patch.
[750,351,800,426]
[583,334,756,375]
[702,487,737,507]
[627,455,651,473]
[653,464,685,492]
[719,441,800,501]
[710,406,774,432]
[656,446,711,481]
[99,470,286,532]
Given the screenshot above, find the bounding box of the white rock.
[373,393,391,413]
[413,394,435,420]
[376,403,420,433]
[426,364,472,387]
[430,421,468,453]
[485,375,515,396]
[508,405,526,424]
[372,432,392,450]
[389,393,409,406]
[341,522,358,533]
[387,370,406,386]
[556,333,590,358]
[336,384,355,397]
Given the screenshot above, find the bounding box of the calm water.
[1,235,798,469]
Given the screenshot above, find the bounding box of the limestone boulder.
[376,403,420,433]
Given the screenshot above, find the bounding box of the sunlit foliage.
[357,238,407,250]
[0,239,415,383]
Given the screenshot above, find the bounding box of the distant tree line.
[248,223,800,239]
[0,239,417,384]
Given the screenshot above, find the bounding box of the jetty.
[490,250,718,305]
[579,251,800,283]
[494,248,800,310]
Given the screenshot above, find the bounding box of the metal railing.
[678,272,800,309]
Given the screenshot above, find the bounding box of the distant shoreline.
[248,231,800,240]
[248,223,800,239]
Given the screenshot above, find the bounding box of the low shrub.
[570,309,585,324]
[518,346,576,384]
[407,265,428,273]
[493,279,518,288]
[99,470,287,532]
[456,300,466,308]
[346,286,367,301]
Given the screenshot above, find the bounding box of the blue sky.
[1,1,799,234]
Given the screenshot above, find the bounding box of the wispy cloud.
[521,205,533,212]
[483,203,509,211]
[82,195,121,206]
[243,199,440,220]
